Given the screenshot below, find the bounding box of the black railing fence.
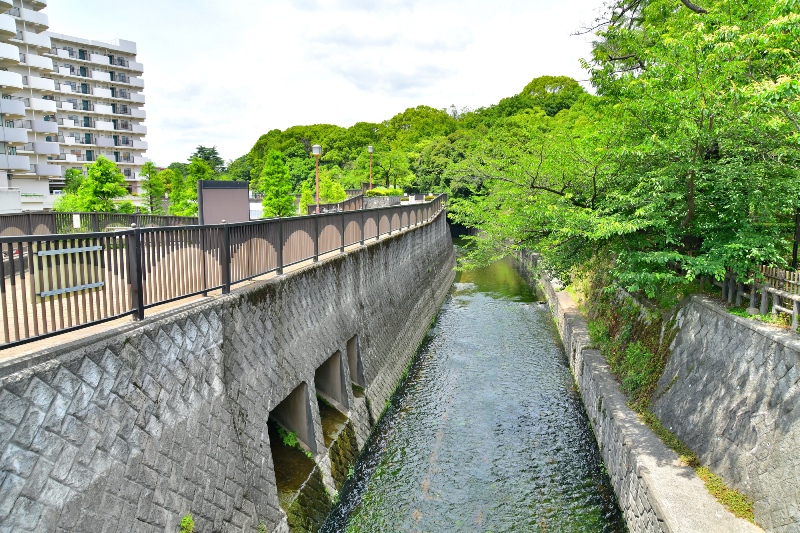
[0,195,446,348]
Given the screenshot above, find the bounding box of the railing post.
[221,221,231,294]
[360,208,364,246]
[127,223,144,320]
[26,212,33,235]
[313,214,319,262]
[760,284,769,315]
[277,216,284,275]
[736,281,744,307]
[793,300,799,331]
[200,226,208,296]
[91,213,100,232]
[340,212,345,253]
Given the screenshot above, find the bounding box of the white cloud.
[47,0,603,165]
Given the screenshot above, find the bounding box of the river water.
[321,255,625,532]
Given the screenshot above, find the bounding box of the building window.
[5,120,13,128]
[7,146,16,155]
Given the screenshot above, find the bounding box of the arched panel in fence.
[378,212,390,236]
[391,212,401,232]
[318,215,343,255]
[364,213,378,240]
[283,217,316,266]
[343,213,362,246]
[229,222,280,283]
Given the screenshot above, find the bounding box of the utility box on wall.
[197,180,250,225]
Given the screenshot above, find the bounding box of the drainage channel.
[319,252,626,532]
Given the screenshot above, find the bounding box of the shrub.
[180,514,194,533]
[424,195,436,201]
[365,187,404,197]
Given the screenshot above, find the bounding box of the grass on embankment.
[566,270,757,524]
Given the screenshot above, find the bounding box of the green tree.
[169,158,215,217]
[299,182,314,214]
[318,169,347,203]
[190,146,225,173]
[259,150,296,217]
[63,168,83,194]
[53,156,131,213]
[140,162,165,214]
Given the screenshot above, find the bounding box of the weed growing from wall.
[277,426,313,459]
[179,514,194,533]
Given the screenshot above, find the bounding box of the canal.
[321,254,625,532]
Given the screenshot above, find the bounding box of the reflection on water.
[321,252,625,533]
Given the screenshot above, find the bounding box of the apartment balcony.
[54,81,74,94]
[20,53,53,71]
[131,108,146,119]
[132,124,147,134]
[130,93,146,104]
[27,98,57,113]
[0,99,26,118]
[55,100,77,111]
[96,137,114,148]
[0,13,16,37]
[129,77,145,89]
[89,53,110,65]
[8,7,48,31]
[49,153,78,163]
[133,140,148,150]
[25,141,59,155]
[0,70,23,91]
[27,119,58,133]
[24,75,56,92]
[0,154,31,171]
[0,0,12,11]
[90,70,111,82]
[95,120,114,131]
[56,66,72,77]
[93,87,112,99]
[28,0,47,11]
[95,103,113,114]
[51,48,71,59]
[0,42,20,66]
[57,118,80,128]
[0,127,29,145]
[15,31,51,50]
[34,163,61,177]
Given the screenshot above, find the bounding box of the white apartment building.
[0,0,148,211]
[46,33,149,202]
[0,0,60,211]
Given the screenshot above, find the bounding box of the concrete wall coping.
[544,279,761,532]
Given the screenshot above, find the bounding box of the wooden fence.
[0,211,197,238]
[720,266,800,329]
[0,195,446,348]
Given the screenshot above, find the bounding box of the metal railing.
[0,195,446,348]
[0,212,198,238]
[307,194,364,214]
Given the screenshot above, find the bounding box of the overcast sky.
[47,0,604,166]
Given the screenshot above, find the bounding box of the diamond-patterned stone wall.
[0,212,455,533]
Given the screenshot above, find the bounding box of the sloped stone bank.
[653,296,800,532]
[541,276,760,533]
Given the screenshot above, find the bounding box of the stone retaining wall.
[653,296,800,531]
[0,211,455,533]
[541,276,760,533]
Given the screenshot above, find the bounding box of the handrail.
[0,195,447,348]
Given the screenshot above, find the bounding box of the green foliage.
[63,168,83,194]
[179,514,194,533]
[53,157,130,213]
[277,426,312,458]
[169,157,214,217]
[226,154,252,182]
[140,162,165,214]
[190,145,225,173]
[258,150,296,217]
[299,182,314,215]
[318,170,347,204]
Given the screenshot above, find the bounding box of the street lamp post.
[368,145,373,190]
[312,144,322,214]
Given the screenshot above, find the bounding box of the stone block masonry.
[653,296,800,532]
[0,211,455,533]
[541,276,760,533]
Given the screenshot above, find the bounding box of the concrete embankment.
[0,211,455,533]
[540,275,760,533]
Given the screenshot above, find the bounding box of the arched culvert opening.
[346,335,366,397]
[268,382,318,511]
[315,351,350,448]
